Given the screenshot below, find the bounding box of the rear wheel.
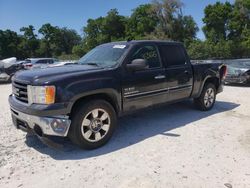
[69,100,117,149]
[194,83,216,111]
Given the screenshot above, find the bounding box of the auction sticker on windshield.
[113,45,126,49]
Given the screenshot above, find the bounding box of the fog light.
[51,119,67,133]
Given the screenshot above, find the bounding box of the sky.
[0,0,234,39]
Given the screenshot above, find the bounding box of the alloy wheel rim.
[204,88,215,108]
[81,108,111,142]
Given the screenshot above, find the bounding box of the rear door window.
[36,60,48,64]
[159,45,187,67]
[48,59,54,64]
[24,60,31,64]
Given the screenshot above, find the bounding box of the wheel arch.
[69,90,121,118]
[196,76,220,98]
[204,77,220,90]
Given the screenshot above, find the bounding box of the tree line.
[0,0,249,60]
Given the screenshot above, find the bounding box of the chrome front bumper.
[11,108,71,137]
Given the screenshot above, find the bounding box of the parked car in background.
[23,58,59,69]
[9,40,227,149]
[48,60,77,67]
[0,57,23,82]
[224,59,250,84]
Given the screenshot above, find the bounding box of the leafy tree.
[20,25,37,40]
[173,15,199,45]
[38,23,58,56]
[150,0,198,43]
[103,9,127,41]
[229,0,250,57]
[1,0,249,60]
[241,28,250,57]
[38,24,81,57]
[203,2,233,42]
[83,17,107,51]
[72,44,86,57]
[230,0,250,39]
[187,40,209,60]
[126,4,158,39]
[152,0,183,36]
[187,40,233,60]
[0,30,23,59]
[58,27,81,54]
[83,9,127,51]
[201,0,250,58]
[20,25,39,57]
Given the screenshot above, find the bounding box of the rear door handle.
[184,70,189,74]
[154,75,166,80]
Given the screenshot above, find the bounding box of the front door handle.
[154,75,166,80]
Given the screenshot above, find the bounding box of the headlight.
[27,85,56,105]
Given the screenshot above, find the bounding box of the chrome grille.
[12,81,28,103]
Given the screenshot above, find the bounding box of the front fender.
[62,77,121,114]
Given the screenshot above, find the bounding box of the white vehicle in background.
[23,58,78,69]
[23,58,59,69]
[0,57,23,82]
[49,60,77,67]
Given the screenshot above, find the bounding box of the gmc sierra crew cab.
[9,40,227,149]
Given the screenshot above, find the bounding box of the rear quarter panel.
[191,62,224,98]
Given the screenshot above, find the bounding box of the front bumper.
[11,108,71,137]
[9,94,71,137]
[225,74,249,84]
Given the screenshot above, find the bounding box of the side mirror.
[126,59,147,71]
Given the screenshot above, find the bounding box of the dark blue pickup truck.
[9,40,227,149]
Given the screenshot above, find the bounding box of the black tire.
[194,83,217,111]
[68,100,117,149]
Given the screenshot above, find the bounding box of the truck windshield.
[78,44,127,67]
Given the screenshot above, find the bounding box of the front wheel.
[69,100,117,149]
[194,83,216,111]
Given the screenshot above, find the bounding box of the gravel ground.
[0,83,249,188]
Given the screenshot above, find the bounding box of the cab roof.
[101,40,183,46]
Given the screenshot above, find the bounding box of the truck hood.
[14,65,102,84]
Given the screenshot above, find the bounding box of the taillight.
[222,66,227,80]
[24,64,33,69]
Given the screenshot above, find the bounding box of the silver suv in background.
[23,58,59,69]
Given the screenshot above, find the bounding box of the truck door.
[122,44,168,112]
[159,44,193,101]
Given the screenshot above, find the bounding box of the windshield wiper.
[85,62,100,67]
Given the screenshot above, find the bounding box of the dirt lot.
[0,83,249,188]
